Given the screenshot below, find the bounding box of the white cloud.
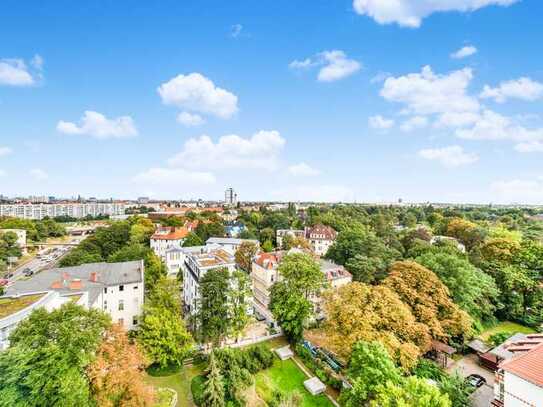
[480,77,543,103]
[451,45,478,59]
[456,110,543,143]
[434,111,480,128]
[133,168,216,186]
[29,168,48,181]
[168,130,286,171]
[288,162,321,177]
[0,58,35,86]
[418,145,478,167]
[400,116,428,132]
[514,141,543,153]
[290,50,361,82]
[317,50,361,82]
[370,72,391,84]
[491,179,543,204]
[157,73,238,119]
[230,24,243,38]
[57,111,138,139]
[177,111,205,127]
[0,146,13,156]
[368,115,395,129]
[31,54,44,70]
[380,66,479,117]
[352,0,519,28]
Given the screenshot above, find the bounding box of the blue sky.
[1,0,542,203]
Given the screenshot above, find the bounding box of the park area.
[477,320,536,342]
[145,337,334,407]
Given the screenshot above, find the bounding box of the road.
[3,235,86,283]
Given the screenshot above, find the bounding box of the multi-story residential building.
[276,229,305,249]
[4,260,144,332]
[150,226,189,260]
[305,224,337,256]
[182,246,238,315]
[205,237,260,255]
[492,334,543,407]
[250,250,351,324]
[0,203,127,220]
[224,187,238,207]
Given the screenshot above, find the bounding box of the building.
[0,228,27,254]
[225,222,245,238]
[224,187,238,207]
[0,203,127,220]
[182,246,237,315]
[304,224,337,256]
[3,261,145,336]
[492,334,543,407]
[276,229,305,249]
[205,237,260,255]
[150,226,189,259]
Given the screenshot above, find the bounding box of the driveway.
[448,354,495,407]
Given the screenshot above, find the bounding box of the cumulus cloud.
[177,111,205,127]
[368,115,395,130]
[434,111,480,128]
[514,141,543,153]
[400,116,428,132]
[418,145,478,167]
[132,168,216,186]
[29,168,48,181]
[57,111,138,139]
[288,162,321,177]
[168,130,286,171]
[0,58,36,86]
[290,50,361,82]
[491,179,543,204]
[158,73,238,119]
[480,77,543,103]
[352,0,519,28]
[451,45,478,59]
[380,66,479,117]
[0,146,13,156]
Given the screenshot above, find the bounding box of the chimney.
[89,272,98,282]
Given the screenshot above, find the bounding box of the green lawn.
[478,321,537,342]
[145,364,203,407]
[255,358,332,407]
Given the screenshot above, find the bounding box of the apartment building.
[276,229,305,249]
[4,260,144,332]
[150,226,189,260]
[304,224,337,256]
[205,237,260,255]
[492,334,543,407]
[0,203,128,220]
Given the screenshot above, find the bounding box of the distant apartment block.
[224,187,238,207]
[0,203,128,220]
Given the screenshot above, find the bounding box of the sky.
[1,0,542,204]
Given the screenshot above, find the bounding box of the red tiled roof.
[151,227,189,240]
[305,224,337,240]
[254,252,281,269]
[500,341,543,387]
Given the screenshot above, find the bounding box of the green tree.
[262,240,274,252]
[234,241,258,272]
[229,270,252,341]
[183,232,204,247]
[202,352,225,407]
[371,376,451,407]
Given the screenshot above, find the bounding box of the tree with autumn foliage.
[321,282,431,369]
[87,323,155,407]
[383,261,473,341]
[445,218,486,251]
[234,241,259,272]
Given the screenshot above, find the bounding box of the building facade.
[224,187,238,207]
[276,229,305,249]
[150,226,189,260]
[205,237,260,255]
[304,224,337,256]
[0,203,128,220]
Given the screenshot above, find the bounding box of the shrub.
[191,375,206,406]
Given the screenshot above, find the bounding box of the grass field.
[478,321,537,342]
[145,364,203,407]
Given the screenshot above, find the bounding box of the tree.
[234,241,258,272]
[371,376,451,407]
[0,303,110,407]
[321,282,430,369]
[340,341,402,406]
[139,279,193,368]
[87,324,155,407]
[416,252,499,322]
[383,261,473,341]
[445,218,486,251]
[269,253,325,341]
[228,270,252,341]
[202,352,225,407]
[129,217,155,244]
[195,268,231,346]
[183,232,204,247]
[262,240,274,252]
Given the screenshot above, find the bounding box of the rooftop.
[0,293,46,319]
[190,248,235,269]
[500,339,543,388]
[151,226,189,240]
[319,259,352,281]
[206,237,259,246]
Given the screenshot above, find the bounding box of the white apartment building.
[4,260,144,332]
[304,224,337,256]
[492,335,543,407]
[0,203,128,220]
[276,229,305,249]
[150,226,189,260]
[182,246,238,315]
[205,237,259,255]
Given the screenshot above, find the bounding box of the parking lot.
[448,353,495,407]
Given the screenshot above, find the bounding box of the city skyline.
[1,1,543,204]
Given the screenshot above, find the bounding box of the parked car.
[466,374,486,388]
[23,268,34,277]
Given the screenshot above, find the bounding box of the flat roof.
[0,293,46,319]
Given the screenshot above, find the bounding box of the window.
[118,300,124,311]
[133,285,138,290]
[118,318,124,326]
[104,287,107,294]
[132,316,138,326]
[104,300,107,309]
[119,285,124,291]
